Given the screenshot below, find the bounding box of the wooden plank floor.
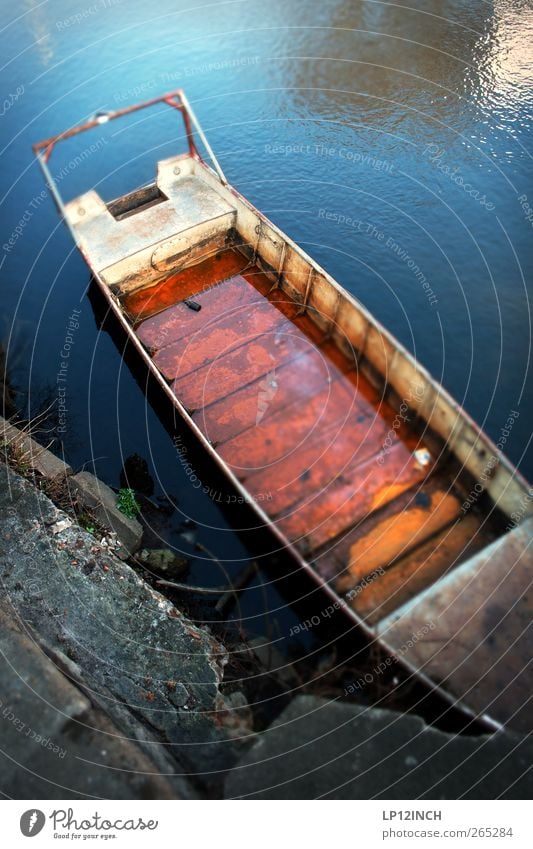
[133,250,497,626]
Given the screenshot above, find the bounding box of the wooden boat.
[34,89,532,733]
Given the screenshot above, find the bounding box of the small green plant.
[78,512,97,534]
[117,487,141,519]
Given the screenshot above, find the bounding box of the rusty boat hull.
[34,90,533,734]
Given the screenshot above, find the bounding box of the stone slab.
[0,462,252,792]
[0,605,193,799]
[225,696,533,800]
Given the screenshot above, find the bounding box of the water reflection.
[287,0,532,143]
[467,0,533,126]
[1,0,531,490]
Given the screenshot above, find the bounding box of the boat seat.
[64,155,237,293]
[376,517,533,733]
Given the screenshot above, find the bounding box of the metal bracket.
[253,222,262,263]
[32,88,228,221]
[269,241,287,293]
[296,267,315,315]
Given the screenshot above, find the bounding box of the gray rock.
[0,605,193,799]
[0,462,253,792]
[138,547,189,576]
[225,696,533,799]
[70,470,142,554]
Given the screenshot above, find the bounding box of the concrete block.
[70,470,142,554]
[0,462,252,792]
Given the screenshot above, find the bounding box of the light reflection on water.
[1,1,531,595]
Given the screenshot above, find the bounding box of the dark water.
[1,1,532,645]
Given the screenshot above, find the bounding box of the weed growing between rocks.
[116,487,141,518]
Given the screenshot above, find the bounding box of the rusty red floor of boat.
[133,250,496,618]
[123,248,248,322]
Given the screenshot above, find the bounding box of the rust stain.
[172,332,311,410]
[136,270,261,350]
[218,377,356,472]
[124,248,247,322]
[193,350,338,445]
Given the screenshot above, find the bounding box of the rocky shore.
[1,419,531,799]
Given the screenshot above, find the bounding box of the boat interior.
[121,243,500,627]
